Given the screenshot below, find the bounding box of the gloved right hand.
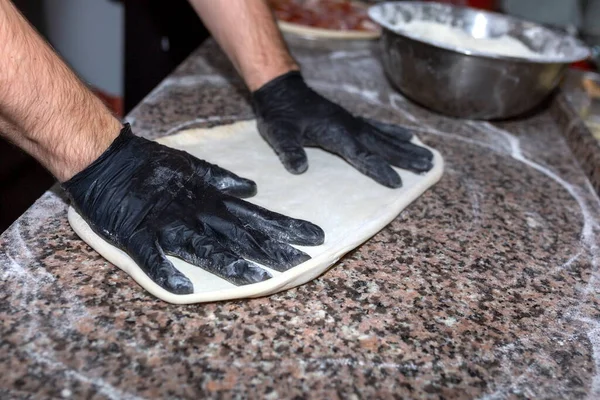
[63,124,324,295]
[252,71,434,188]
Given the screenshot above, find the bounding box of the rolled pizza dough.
[68,120,443,304]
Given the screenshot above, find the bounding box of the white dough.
[398,20,541,58]
[68,120,444,304]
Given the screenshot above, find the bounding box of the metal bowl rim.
[369,1,591,64]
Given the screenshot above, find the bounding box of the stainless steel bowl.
[369,2,591,119]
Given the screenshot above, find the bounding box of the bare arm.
[188,0,298,91]
[0,0,122,181]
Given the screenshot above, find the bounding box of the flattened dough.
[68,120,443,304]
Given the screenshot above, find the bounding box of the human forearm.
[0,0,121,181]
[188,0,298,91]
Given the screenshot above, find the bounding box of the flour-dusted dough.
[68,120,443,304]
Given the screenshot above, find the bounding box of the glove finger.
[128,230,193,295]
[257,120,308,174]
[160,224,271,286]
[193,158,257,198]
[317,130,402,188]
[360,117,414,141]
[390,155,434,173]
[362,124,434,161]
[359,126,434,173]
[362,136,434,172]
[198,214,312,272]
[387,138,434,162]
[223,196,325,246]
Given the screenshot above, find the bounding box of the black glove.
[63,124,324,295]
[252,71,434,188]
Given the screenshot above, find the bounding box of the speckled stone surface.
[2,38,600,399]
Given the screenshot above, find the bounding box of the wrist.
[252,70,312,113]
[245,60,300,92]
[62,123,135,193]
[53,117,123,182]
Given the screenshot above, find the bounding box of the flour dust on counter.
[68,120,444,304]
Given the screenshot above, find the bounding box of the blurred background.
[1,0,599,233]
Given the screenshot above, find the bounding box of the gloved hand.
[252,71,434,188]
[63,124,324,295]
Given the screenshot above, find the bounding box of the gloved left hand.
[252,71,434,188]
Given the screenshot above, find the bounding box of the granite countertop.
[2,38,600,399]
